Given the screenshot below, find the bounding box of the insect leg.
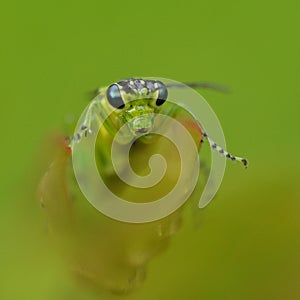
[71,98,102,145]
[200,126,248,168]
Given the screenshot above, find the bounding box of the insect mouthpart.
[136,128,149,134]
[129,114,154,136]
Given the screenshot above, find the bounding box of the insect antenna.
[165,82,231,93]
[201,131,248,168]
[85,87,102,100]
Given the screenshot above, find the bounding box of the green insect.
[39,78,249,292]
[72,78,248,169]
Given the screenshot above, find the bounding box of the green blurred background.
[1,0,300,299]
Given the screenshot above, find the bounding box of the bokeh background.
[1,0,300,299]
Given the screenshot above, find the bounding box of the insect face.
[106,79,168,136]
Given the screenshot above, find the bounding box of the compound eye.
[155,81,168,106]
[106,84,125,109]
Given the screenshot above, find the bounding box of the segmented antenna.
[202,131,248,168]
